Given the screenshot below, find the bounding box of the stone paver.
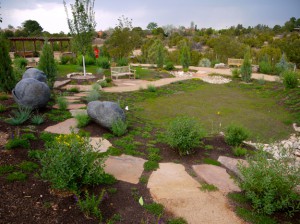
[69,109,87,117]
[53,79,71,89]
[73,92,90,97]
[53,103,86,110]
[104,154,146,184]
[147,163,244,224]
[90,137,112,153]
[217,156,248,179]
[63,85,93,92]
[192,164,241,193]
[44,118,78,134]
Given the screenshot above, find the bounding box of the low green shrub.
[40,133,111,191]
[259,61,273,74]
[0,104,6,112]
[167,218,188,224]
[6,106,32,125]
[60,55,72,65]
[231,68,240,78]
[46,109,72,122]
[238,149,300,216]
[144,161,159,171]
[147,153,162,162]
[147,84,157,92]
[111,118,127,137]
[22,133,37,141]
[164,61,175,71]
[232,146,247,157]
[31,114,44,125]
[225,124,249,146]
[68,87,80,93]
[28,150,44,160]
[75,114,91,128]
[13,57,28,69]
[98,80,108,88]
[56,96,68,110]
[165,116,206,156]
[198,58,211,67]
[144,203,164,217]
[203,158,221,166]
[77,54,95,66]
[92,83,101,91]
[283,71,299,89]
[116,57,128,66]
[0,93,9,101]
[200,183,219,192]
[5,138,30,149]
[18,161,39,172]
[6,171,27,182]
[96,57,110,69]
[0,165,15,176]
[85,90,100,103]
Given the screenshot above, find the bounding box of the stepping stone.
[147,163,243,224]
[63,85,93,92]
[52,104,86,110]
[217,156,248,179]
[192,164,241,193]
[53,80,71,89]
[65,96,81,100]
[69,109,87,117]
[73,92,90,97]
[44,118,78,134]
[104,155,146,184]
[90,137,112,153]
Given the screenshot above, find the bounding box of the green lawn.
[135,82,294,142]
[57,64,99,78]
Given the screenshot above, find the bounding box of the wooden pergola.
[8,37,72,57]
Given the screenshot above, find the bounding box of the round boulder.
[12,78,51,109]
[22,68,47,83]
[87,101,126,129]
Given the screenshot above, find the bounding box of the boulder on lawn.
[214,63,226,69]
[87,101,125,129]
[22,68,47,83]
[12,78,51,109]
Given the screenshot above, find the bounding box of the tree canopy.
[22,20,43,36]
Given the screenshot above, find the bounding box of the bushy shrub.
[98,80,108,88]
[275,53,289,76]
[5,138,30,149]
[165,116,206,156]
[232,146,247,157]
[259,61,273,74]
[231,68,241,78]
[164,61,175,71]
[240,49,252,82]
[238,149,300,216]
[56,96,68,111]
[13,57,28,69]
[77,54,95,66]
[96,57,110,69]
[85,90,100,103]
[283,71,299,89]
[6,106,32,125]
[75,114,91,128]
[198,58,211,67]
[180,40,191,69]
[147,84,157,92]
[111,118,127,137]
[31,114,44,125]
[60,55,72,65]
[116,57,129,66]
[225,124,249,146]
[40,133,110,191]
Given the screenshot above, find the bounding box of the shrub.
[0,104,6,112]
[203,158,221,166]
[6,106,32,125]
[200,183,219,192]
[68,87,80,93]
[28,150,44,160]
[231,68,241,78]
[283,71,299,89]
[91,83,101,91]
[96,57,110,69]
[56,96,68,110]
[111,118,127,137]
[259,61,273,74]
[60,55,72,65]
[5,138,30,149]
[144,203,164,217]
[31,114,44,125]
[38,40,57,88]
[238,149,300,216]
[180,40,191,70]
[198,58,211,67]
[167,218,188,224]
[75,114,91,128]
[46,109,72,122]
[165,116,206,156]
[275,53,289,76]
[148,39,166,69]
[18,161,39,172]
[85,90,100,103]
[77,54,95,66]
[117,57,129,66]
[164,61,175,71]
[232,146,247,157]
[144,161,159,171]
[240,48,252,82]
[13,57,28,69]
[225,124,249,146]
[0,93,9,101]
[147,84,157,92]
[98,80,108,88]
[6,172,27,182]
[39,133,109,191]
[0,165,15,176]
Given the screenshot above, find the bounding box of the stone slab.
[73,92,90,97]
[44,118,78,134]
[104,155,146,184]
[63,85,93,92]
[69,109,87,117]
[90,137,111,153]
[147,163,243,224]
[65,96,82,100]
[217,156,248,179]
[53,80,71,89]
[52,104,86,110]
[192,164,241,193]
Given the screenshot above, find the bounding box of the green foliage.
[116,57,128,66]
[77,190,106,221]
[5,138,30,149]
[56,96,68,110]
[111,118,127,137]
[235,207,277,224]
[6,172,27,182]
[0,165,15,176]
[139,176,149,184]
[225,124,249,146]
[22,133,37,141]
[28,150,44,160]
[0,93,9,101]
[96,56,110,69]
[46,109,72,122]
[180,40,191,69]
[283,71,299,89]
[240,48,252,82]
[6,106,32,125]
[147,152,162,162]
[0,35,16,92]
[203,158,221,166]
[144,203,164,217]
[167,218,188,224]
[231,68,241,78]
[232,146,248,157]
[165,116,206,156]
[144,161,159,171]
[200,183,219,192]
[198,58,211,67]
[13,57,28,69]
[85,89,100,102]
[91,83,101,91]
[76,54,95,66]
[38,40,57,88]
[148,39,166,68]
[259,60,273,74]
[238,149,300,216]
[0,103,6,112]
[31,114,44,125]
[147,84,157,92]
[22,20,43,35]
[40,133,109,191]
[60,55,72,65]
[98,80,108,88]
[75,113,91,128]
[164,61,175,71]
[18,161,39,172]
[68,87,80,93]
[275,53,289,75]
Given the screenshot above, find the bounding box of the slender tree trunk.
[82,55,86,76]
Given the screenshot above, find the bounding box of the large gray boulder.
[12,78,51,109]
[22,68,47,83]
[87,101,126,129]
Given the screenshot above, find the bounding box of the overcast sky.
[1,0,299,33]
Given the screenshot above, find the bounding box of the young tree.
[147,22,158,31]
[148,39,166,68]
[38,40,57,88]
[179,40,191,70]
[0,35,15,92]
[64,0,96,76]
[240,47,252,82]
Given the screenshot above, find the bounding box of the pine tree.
[241,47,252,82]
[0,35,16,92]
[148,39,166,69]
[38,40,57,88]
[180,40,191,70]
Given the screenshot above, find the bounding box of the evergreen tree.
[38,40,57,88]
[180,40,191,70]
[148,39,166,68]
[240,47,252,82]
[0,35,15,92]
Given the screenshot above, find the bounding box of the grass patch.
[0,165,15,176]
[18,161,39,172]
[6,171,27,182]
[46,109,72,122]
[199,183,219,192]
[144,203,164,217]
[235,207,277,224]
[144,161,159,171]
[167,218,188,224]
[203,158,221,166]
[139,176,149,184]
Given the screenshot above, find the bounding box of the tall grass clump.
[56,96,68,110]
[116,57,128,66]
[165,116,206,156]
[96,57,110,69]
[6,106,32,125]
[85,90,100,103]
[75,114,91,128]
[283,71,299,89]
[111,118,127,137]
